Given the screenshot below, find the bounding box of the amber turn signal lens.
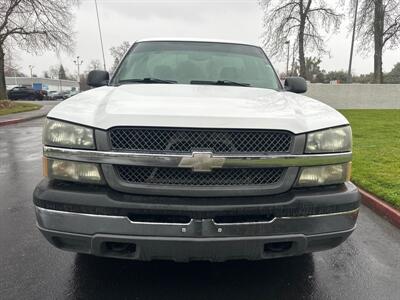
[45,158,104,184]
[296,163,351,187]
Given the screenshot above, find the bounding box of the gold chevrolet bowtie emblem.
[178,152,226,172]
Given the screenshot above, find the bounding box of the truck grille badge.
[178,152,226,172]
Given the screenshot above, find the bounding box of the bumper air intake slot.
[214,214,275,224]
[128,213,191,224]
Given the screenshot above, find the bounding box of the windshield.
[111,41,281,90]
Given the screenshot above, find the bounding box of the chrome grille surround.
[108,127,295,195]
[109,127,293,154]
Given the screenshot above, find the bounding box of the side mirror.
[87,70,109,87]
[284,77,307,93]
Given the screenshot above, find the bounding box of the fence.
[305,84,400,109]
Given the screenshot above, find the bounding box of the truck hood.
[48,84,348,134]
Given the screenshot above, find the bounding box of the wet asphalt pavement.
[1,119,400,300]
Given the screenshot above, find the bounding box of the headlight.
[43,119,95,149]
[296,163,351,187]
[306,126,352,153]
[44,158,104,184]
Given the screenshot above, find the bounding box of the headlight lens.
[296,163,351,187]
[43,119,95,149]
[306,126,352,153]
[44,158,104,184]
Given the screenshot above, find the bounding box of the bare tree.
[354,0,400,83]
[47,64,73,80]
[3,43,24,77]
[48,65,61,79]
[0,0,78,99]
[259,0,343,78]
[110,41,131,72]
[86,59,102,72]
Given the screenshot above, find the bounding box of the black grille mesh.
[116,166,285,186]
[110,127,293,154]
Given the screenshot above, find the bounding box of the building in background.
[6,77,79,93]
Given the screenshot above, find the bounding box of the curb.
[0,113,47,127]
[360,188,400,229]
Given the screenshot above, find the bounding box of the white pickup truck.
[34,38,360,262]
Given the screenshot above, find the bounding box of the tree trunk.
[298,15,307,78]
[0,45,7,99]
[374,0,384,84]
[299,7,307,79]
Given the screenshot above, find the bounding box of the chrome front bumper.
[35,206,358,261]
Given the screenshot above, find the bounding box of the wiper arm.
[117,78,177,85]
[191,80,251,87]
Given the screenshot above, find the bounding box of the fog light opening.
[264,241,293,253]
[104,242,136,255]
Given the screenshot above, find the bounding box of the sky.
[16,0,400,78]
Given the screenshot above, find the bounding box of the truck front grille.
[110,127,293,154]
[116,165,285,187]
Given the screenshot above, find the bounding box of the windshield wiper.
[117,78,177,85]
[190,80,251,87]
